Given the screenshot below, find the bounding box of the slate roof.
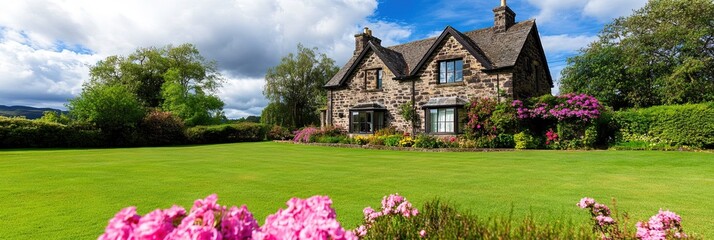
[325,20,542,88]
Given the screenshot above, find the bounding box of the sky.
[0,0,648,119]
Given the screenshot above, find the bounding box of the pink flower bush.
[577,197,616,239]
[100,194,358,240]
[636,209,687,240]
[99,207,141,240]
[293,127,320,143]
[354,193,419,237]
[545,128,559,145]
[100,194,258,240]
[513,93,602,122]
[253,195,356,240]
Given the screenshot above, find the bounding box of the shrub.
[464,97,499,139]
[138,110,186,146]
[361,200,596,239]
[267,125,293,140]
[368,135,385,146]
[316,135,347,144]
[375,126,399,137]
[292,127,320,143]
[99,194,356,240]
[383,135,403,147]
[0,117,104,148]
[398,136,414,147]
[353,136,369,145]
[514,131,540,149]
[186,122,267,144]
[613,103,714,149]
[413,134,443,148]
[493,133,515,148]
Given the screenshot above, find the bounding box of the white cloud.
[541,34,598,54]
[527,0,647,23]
[0,0,414,118]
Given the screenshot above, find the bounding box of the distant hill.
[0,105,65,119]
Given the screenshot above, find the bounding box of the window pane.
[455,60,462,71]
[374,112,383,131]
[455,69,463,82]
[446,121,454,132]
[438,109,446,122]
[430,109,438,132]
[377,70,383,89]
[439,62,446,83]
[445,108,454,121]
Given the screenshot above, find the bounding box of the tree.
[263,44,338,128]
[67,84,145,141]
[87,43,225,125]
[559,0,714,109]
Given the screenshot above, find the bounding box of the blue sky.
[0,0,648,118]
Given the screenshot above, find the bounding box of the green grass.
[1,142,712,239]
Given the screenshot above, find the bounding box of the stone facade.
[324,3,552,135]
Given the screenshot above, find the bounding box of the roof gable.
[325,20,539,88]
[408,26,494,76]
[324,41,408,88]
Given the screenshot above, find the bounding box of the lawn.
[1,142,712,239]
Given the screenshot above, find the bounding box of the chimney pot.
[501,0,506,6]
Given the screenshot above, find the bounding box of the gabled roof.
[325,20,539,88]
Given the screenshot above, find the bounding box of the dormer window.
[377,69,383,89]
[439,59,463,84]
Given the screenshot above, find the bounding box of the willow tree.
[263,44,338,128]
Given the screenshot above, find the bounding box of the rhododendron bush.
[513,93,604,149]
[578,197,690,240]
[99,194,356,240]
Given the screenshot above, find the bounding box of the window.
[350,111,384,133]
[439,59,463,84]
[376,69,383,89]
[427,108,456,133]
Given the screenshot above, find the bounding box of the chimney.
[493,0,516,33]
[354,27,382,56]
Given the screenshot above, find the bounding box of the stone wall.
[329,51,413,132]
[512,30,552,99]
[329,33,550,134]
[410,35,512,133]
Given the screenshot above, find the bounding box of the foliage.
[67,84,145,145]
[361,200,596,239]
[353,136,369,145]
[354,194,419,238]
[398,101,418,132]
[0,116,103,148]
[185,123,267,144]
[88,44,223,108]
[38,111,71,124]
[263,44,338,128]
[514,131,540,149]
[267,125,293,140]
[160,69,224,126]
[559,0,714,109]
[492,133,515,148]
[374,126,399,137]
[260,102,291,127]
[613,103,714,149]
[413,134,443,148]
[292,127,320,143]
[464,97,499,139]
[137,110,186,146]
[398,136,414,147]
[99,194,356,240]
[383,135,403,147]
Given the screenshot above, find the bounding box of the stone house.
[323,1,552,135]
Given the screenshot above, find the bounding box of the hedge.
[185,123,268,144]
[613,102,714,149]
[0,117,104,148]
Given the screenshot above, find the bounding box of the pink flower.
[255,195,356,240]
[99,207,140,240]
[577,197,595,208]
[595,215,615,226]
[419,229,426,238]
[133,209,175,240]
[221,205,258,240]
